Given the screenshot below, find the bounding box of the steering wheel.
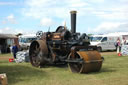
[36,31,43,38]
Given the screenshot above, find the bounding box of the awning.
[0,34,17,39]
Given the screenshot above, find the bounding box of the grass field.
[0,52,128,85]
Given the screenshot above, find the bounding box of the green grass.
[0,53,13,57]
[0,53,128,85]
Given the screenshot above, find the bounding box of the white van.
[90,32,128,51]
[19,34,37,50]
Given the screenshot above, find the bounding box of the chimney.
[70,11,77,33]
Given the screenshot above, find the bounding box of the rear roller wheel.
[29,40,48,67]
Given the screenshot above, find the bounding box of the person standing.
[116,38,121,53]
[122,37,126,45]
[12,44,18,59]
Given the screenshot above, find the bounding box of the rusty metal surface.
[77,51,101,61]
[68,51,103,73]
[29,40,48,67]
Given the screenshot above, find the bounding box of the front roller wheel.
[29,40,48,67]
[68,51,103,73]
[68,53,83,73]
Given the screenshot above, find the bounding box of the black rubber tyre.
[97,47,102,52]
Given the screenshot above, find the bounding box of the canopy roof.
[0,34,17,39]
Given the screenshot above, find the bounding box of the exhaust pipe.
[70,11,77,34]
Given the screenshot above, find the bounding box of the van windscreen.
[19,38,37,43]
[91,37,102,42]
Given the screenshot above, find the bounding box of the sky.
[0,0,128,34]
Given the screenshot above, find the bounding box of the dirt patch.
[100,51,117,56]
[0,57,12,61]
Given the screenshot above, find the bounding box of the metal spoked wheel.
[68,53,83,73]
[29,40,48,67]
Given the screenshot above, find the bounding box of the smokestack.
[70,11,77,33]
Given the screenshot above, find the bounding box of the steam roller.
[29,11,104,73]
